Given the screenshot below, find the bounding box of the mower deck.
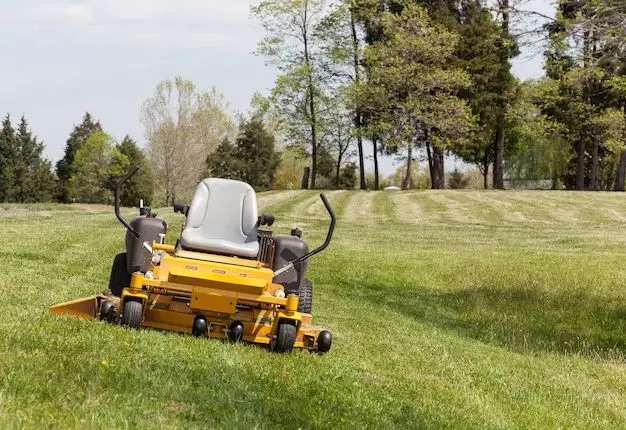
[50,292,329,351]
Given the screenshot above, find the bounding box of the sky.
[1,0,556,175]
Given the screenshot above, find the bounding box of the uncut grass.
[0,192,624,428]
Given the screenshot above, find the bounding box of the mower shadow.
[351,279,626,360]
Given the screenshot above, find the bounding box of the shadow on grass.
[350,280,625,360]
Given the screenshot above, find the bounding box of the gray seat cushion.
[179,178,259,258]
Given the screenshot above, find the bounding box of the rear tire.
[298,279,313,314]
[272,320,296,353]
[120,300,143,328]
[108,253,130,297]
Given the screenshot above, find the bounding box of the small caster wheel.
[99,300,116,322]
[271,320,296,353]
[120,300,143,328]
[317,330,332,353]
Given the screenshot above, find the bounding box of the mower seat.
[179,178,259,258]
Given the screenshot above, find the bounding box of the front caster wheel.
[120,300,143,328]
[99,300,116,322]
[271,320,296,353]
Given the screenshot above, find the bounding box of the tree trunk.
[426,141,433,178]
[613,150,626,191]
[402,145,413,190]
[301,167,310,190]
[356,133,365,190]
[373,138,380,190]
[335,156,341,189]
[576,139,586,190]
[303,1,317,189]
[493,125,505,189]
[492,0,511,191]
[308,90,317,189]
[590,144,599,190]
[483,154,489,189]
[431,144,445,189]
[350,7,366,190]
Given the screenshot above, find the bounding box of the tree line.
[252,0,626,191]
[2,0,625,201]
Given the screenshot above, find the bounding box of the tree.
[141,77,236,204]
[316,1,368,189]
[448,168,470,189]
[446,1,515,189]
[492,0,519,190]
[504,79,573,189]
[355,4,474,190]
[273,145,310,189]
[252,0,328,188]
[56,113,102,202]
[338,161,357,189]
[542,0,626,190]
[14,116,56,203]
[205,138,243,181]
[69,132,128,204]
[319,96,355,188]
[206,118,281,191]
[0,114,17,202]
[117,136,154,207]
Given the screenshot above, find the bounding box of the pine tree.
[453,1,514,189]
[448,168,470,189]
[56,112,102,202]
[15,116,56,202]
[206,118,281,191]
[0,114,18,202]
[355,3,474,190]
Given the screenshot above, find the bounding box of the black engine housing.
[272,235,308,294]
[125,215,167,273]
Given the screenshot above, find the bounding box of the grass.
[0,190,624,428]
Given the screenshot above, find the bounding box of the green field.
[0,190,624,428]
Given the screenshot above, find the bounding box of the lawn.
[0,190,624,428]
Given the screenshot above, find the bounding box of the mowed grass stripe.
[262,189,318,216]
[256,190,294,211]
[444,191,506,224]
[531,191,617,224]
[487,192,561,224]
[420,192,477,225]
[293,190,351,219]
[388,191,423,224]
[372,191,396,221]
[342,191,376,223]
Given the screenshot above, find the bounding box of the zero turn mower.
[50,167,335,353]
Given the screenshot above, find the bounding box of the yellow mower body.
[50,168,335,353]
[51,244,330,352]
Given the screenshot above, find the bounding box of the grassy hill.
[0,190,624,428]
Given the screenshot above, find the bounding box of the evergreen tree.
[14,116,56,203]
[453,1,515,189]
[206,118,281,191]
[56,112,102,202]
[338,162,357,189]
[0,114,17,202]
[354,3,474,190]
[205,138,244,182]
[117,136,154,207]
[448,168,470,189]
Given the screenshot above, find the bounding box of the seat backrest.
[179,178,259,258]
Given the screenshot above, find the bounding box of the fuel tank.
[272,235,308,294]
[125,215,167,273]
